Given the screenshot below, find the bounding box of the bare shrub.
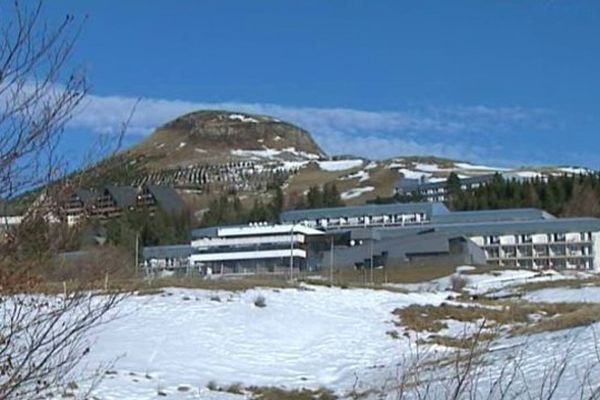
[450,274,469,292]
[0,2,130,398]
[47,245,135,283]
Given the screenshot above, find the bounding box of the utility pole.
[329,234,334,285]
[289,224,295,281]
[370,230,374,285]
[135,231,139,276]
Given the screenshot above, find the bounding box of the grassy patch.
[320,264,461,285]
[249,386,337,400]
[512,303,600,335]
[394,300,600,337]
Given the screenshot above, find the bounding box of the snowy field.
[85,287,448,399]
[78,269,600,399]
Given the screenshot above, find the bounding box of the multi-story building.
[142,202,600,274]
[322,211,600,271]
[63,184,184,224]
[280,202,449,230]
[394,175,495,202]
[189,223,325,275]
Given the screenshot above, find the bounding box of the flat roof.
[371,217,600,238]
[192,224,324,239]
[143,245,193,259]
[279,202,449,222]
[431,208,554,224]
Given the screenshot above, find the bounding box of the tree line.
[200,183,343,227]
[408,172,600,218]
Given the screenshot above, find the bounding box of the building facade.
[189,223,325,275]
[280,202,449,230]
[394,175,495,202]
[142,202,600,274]
[63,184,184,225]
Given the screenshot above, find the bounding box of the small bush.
[225,383,243,394]
[206,380,219,391]
[250,386,337,400]
[254,295,267,308]
[450,274,469,292]
[210,295,221,302]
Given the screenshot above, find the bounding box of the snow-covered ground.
[524,286,600,303]
[85,287,449,399]
[386,268,568,295]
[341,169,370,182]
[341,186,374,200]
[318,159,363,171]
[77,268,600,399]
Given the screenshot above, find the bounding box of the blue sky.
[43,1,600,168]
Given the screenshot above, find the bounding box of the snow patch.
[559,167,590,175]
[341,186,374,200]
[318,159,363,172]
[524,286,600,303]
[395,168,432,180]
[454,162,508,171]
[228,114,259,123]
[341,170,370,182]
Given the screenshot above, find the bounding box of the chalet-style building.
[62,184,184,224]
[65,189,97,225]
[90,186,138,218]
[137,184,185,215]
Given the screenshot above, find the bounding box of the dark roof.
[105,186,137,208]
[73,189,97,206]
[0,200,19,216]
[431,208,554,224]
[191,226,220,238]
[370,217,600,239]
[143,245,193,260]
[279,202,450,222]
[145,185,185,214]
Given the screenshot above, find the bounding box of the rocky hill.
[130,110,325,170]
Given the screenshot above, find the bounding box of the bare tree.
[374,323,600,400]
[0,2,127,399]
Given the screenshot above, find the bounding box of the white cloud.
[68,93,552,164]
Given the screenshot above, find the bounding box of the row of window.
[483,232,593,245]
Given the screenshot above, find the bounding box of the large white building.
[189,223,324,275]
[143,203,600,274]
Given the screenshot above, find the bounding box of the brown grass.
[249,386,337,400]
[319,263,488,285]
[394,300,600,337]
[32,274,298,295]
[512,303,600,335]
